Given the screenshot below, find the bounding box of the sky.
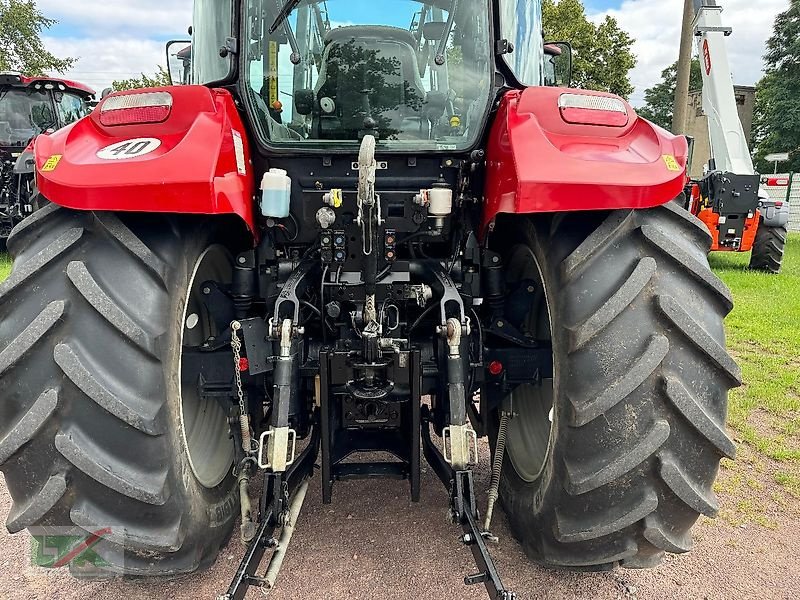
[39,0,790,106]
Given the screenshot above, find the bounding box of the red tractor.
[0,2,738,599]
[0,72,95,244]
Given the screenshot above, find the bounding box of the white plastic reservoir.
[261,168,292,218]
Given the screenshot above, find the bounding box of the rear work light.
[100,91,173,126]
[558,93,629,127]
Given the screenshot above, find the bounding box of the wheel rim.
[504,245,555,484]
[179,245,236,489]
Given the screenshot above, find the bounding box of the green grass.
[0,252,11,281]
[710,235,800,464]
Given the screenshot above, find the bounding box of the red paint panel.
[35,86,257,239]
[483,87,688,232]
[703,39,712,75]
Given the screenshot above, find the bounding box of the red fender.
[483,88,688,232]
[34,86,257,238]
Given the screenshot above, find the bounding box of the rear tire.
[748,223,786,274]
[491,202,740,569]
[0,205,239,575]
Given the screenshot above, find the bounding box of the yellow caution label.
[662,154,681,172]
[330,188,343,208]
[41,155,62,172]
[268,41,279,106]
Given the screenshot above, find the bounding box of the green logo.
[31,528,113,570]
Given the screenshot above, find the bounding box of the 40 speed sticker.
[96,138,162,160]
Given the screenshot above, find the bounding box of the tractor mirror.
[101,88,113,100]
[422,21,447,41]
[295,89,315,116]
[544,41,573,87]
[166,40,193,86]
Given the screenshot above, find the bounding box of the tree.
[638,58,702,130]
[542,0,637,98]
[0,0,74,75]
[112,67,172,92]
[752,0,800,174]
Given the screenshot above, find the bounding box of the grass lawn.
[0,233,798,499]
[0,253,10,282]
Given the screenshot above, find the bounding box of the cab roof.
[0,72,95,98]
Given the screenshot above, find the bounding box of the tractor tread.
[555,490,658,543]
[6,473,67,533]
[0,301,66,377]
[565,420,670,495]
[660,201,713,247]
[71,498,185,552]
[658,453,719,516]
[94,213,169,286]
[570,334,668,426]
[663,375,736,459]
[54,343,164,435]
[67,261,158,358]
[5,202,64,255]
[0,228,83,303]
[542,538,638,568]
[0,389,58,464]
[561,211,636,280]
[55,427,170,505]
[641,223,733,311]
[0,207,238,576]
[643,514,692,553]
[497,204,737,571]
[568,257,656,351]
[656,294,741,384]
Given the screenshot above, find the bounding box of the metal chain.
[230,321,252,454]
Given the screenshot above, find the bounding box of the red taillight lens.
[558,93,629,127]
[100,91,173,126]
[765,177,790,187]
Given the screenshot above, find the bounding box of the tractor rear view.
[0,1,739,598]
[0,73,94,244]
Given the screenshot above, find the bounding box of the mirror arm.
[434,0,459,66]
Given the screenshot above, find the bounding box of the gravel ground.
[1,440,798,600]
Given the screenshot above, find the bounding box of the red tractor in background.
[0,72,95,244]
[0,2,738,599]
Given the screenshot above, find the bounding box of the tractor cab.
[0,72,94,241]
[177,0,570,151]
[0,72,94,150]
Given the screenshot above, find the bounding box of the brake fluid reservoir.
[260,168,292,218]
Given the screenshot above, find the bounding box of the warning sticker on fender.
[232,130,246,176]
[41,155,62,172]
[662,155,681,172]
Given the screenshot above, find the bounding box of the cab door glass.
[499,0,544,86]
[55,93,89,125]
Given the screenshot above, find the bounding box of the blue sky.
[40,0,790,105]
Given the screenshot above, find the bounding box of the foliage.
[0,0,74,75]
[753,0,800,173]
[638,58,703,130]
[111,66,172,92]
[542,0,636,98]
